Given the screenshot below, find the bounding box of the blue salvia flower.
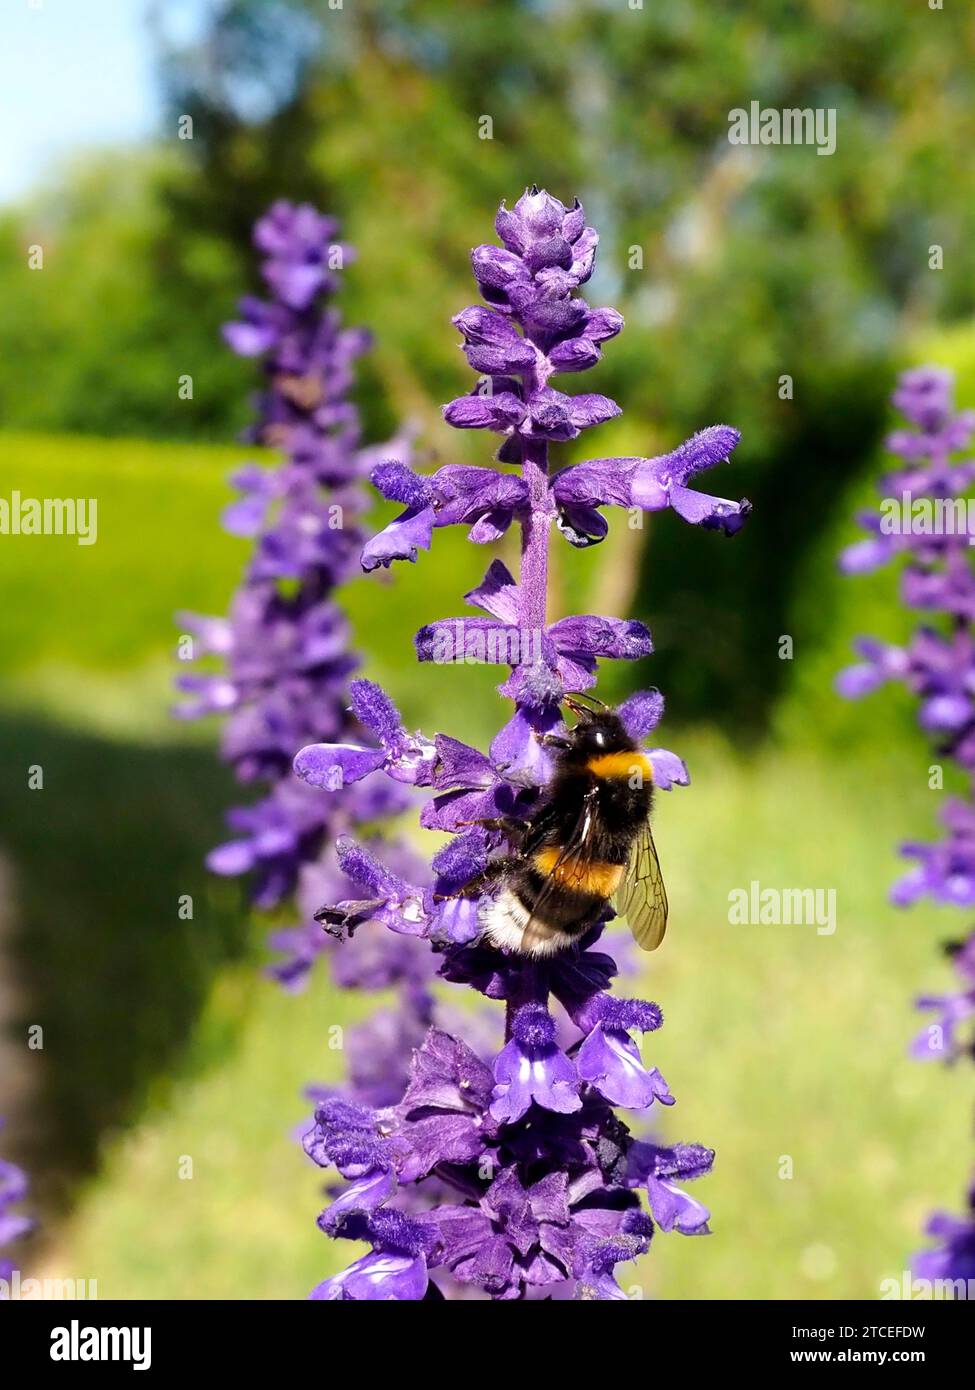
[173,204,446,1154]
[837,366,975,1286]
[174,201,420,988]
[297,189,750,1300]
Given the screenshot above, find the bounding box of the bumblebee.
[469,694,668,957]
[315,694,668,958]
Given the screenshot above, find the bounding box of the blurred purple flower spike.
[838,366,975,1293]
[175,201,415,920]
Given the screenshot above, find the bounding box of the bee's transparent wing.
[519,788,599,953]
[613,818,668,951]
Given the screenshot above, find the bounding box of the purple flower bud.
[370,461,432,508]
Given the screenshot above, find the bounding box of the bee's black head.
[561,698,634,760]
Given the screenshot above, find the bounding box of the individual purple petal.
[319,1168,397,1231]
[470,243,531,293]
[667,481,752,533]
[569,393,622,431]
[415,617,522,666]
[361,503,435,571]
[465,559,521,624]
[205,838,257,876]
[646,1176,712,1234]
[576,1025,674,1109]
[662,425,741,481]
[556,502,610,548]
[547,337,601,373]
[293,742,386,789]
[618,689,665,740]
[583,307,624,341]
[453,305,521,344]
[646,747,690,790]
[396,1113,490,1181]
[222,298,281,356]
[548,614,653,662]
[432,733,499,790]
[836,663,887,698]
[553,456,641,510]
[334,837,407,899]
[310,1250,428,1301]
[489,704,560,783]
[429,894,481,945]
[838,536,896,575]
[401,1027,495,1114]
[443,391,526,432]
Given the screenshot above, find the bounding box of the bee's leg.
[432,858,512,903]
[314,898,383,941]
[455,815,531,844]
[538,733,571,751]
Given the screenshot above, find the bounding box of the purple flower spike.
[838,365,975,1292]
[302,191,745,1298]
[176,201,415,918]
[364,192,748,559]
[176,201,451,1241]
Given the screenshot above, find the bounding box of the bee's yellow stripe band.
[533,848,624,897]
[585,751,653,782]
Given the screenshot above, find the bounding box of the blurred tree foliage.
[1,0,973,730]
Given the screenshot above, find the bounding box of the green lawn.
[1,430,969,1299]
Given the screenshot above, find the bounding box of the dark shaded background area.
[0,722,250,1212]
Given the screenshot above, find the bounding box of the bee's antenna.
[563,694,601,721]
[563,690,608,716]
